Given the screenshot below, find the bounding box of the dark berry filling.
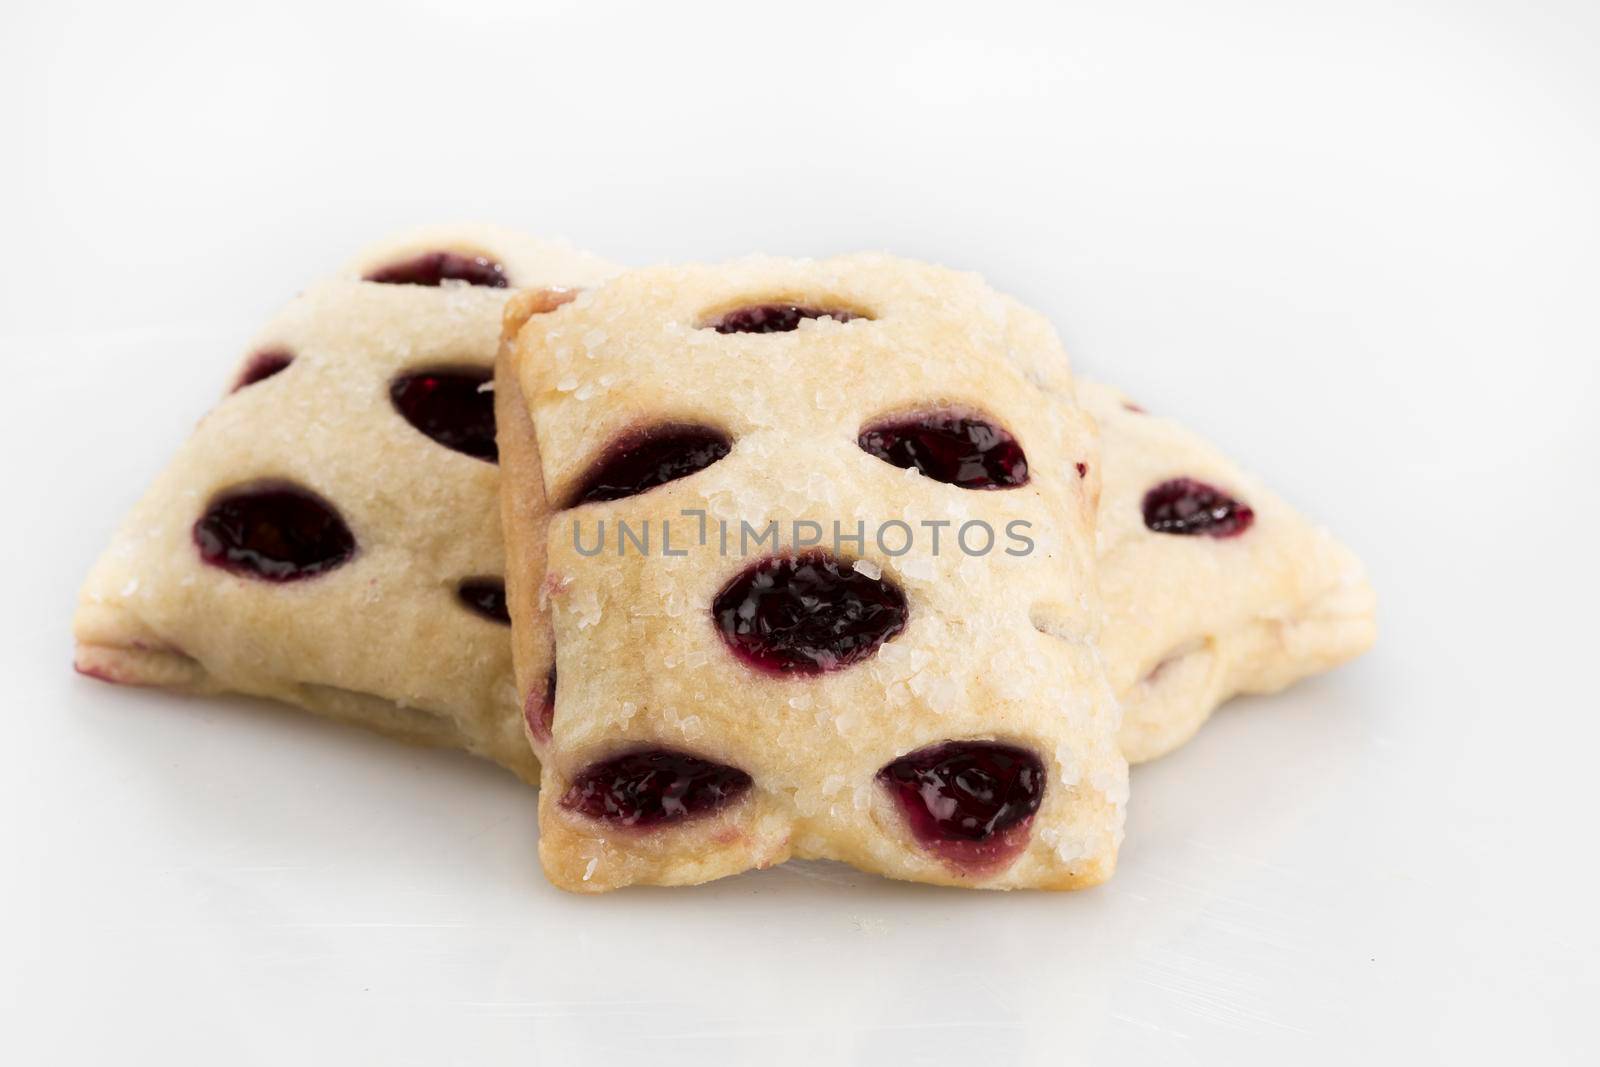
[193,483,356,582]
[1075,462,1088,478]
[708,304,861,334]
[561,749,751,828]
[232,350,293,391]
[1141,477,1255,538]
[858,413,1029,489]
[390,367,497,462]
[568,425,730,505]
[877,741,1044,872]
[713,553,907,675]
[363,251,507,288]
[525,665,557,744]
[456,578,509,624]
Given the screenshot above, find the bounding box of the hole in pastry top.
[193,481,357,582]
[877,740,1044,873]
[1141,477,1254,538]
[700,301,871,334]
[561,748,752,828]
[455,577,510,624]
[362,250,508,288]
[713,552,908,676]
[389,366,498,462]
[232,350,293,391]
[566,423,731,506]
[857,409,1029,490]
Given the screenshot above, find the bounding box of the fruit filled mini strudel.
[498,256,1130,891]
[73,227,617,781]
[1082,383,1376,762]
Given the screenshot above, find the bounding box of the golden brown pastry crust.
[73,227,618,781]
[1082,383,1376,762]
[500,256,1128,892]
[74,227,1374,803]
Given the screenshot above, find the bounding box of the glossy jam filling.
[1141,477,1255,538]
[456,578,509,624]
[363,251,507,288]
[708,304,862,334]
[561,749,751,828]
[389,368,497,461]
[232,350,293,391]
[524,665,557,744]
[193,484,356,581]
[568,425,730,505]
[877,741,1044,872]
[858,413,1029,489]
[713,553,907,675]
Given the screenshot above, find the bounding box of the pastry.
[72,227,618,781]
[1081,383,1376,762]
[75,227,1374,804]
[498,256,1129,891]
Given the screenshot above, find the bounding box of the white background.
[3,1,1596,1063]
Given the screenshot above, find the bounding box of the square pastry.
[73,227,618,781]
[1081,383,1376,762]
[498,257,1130,891]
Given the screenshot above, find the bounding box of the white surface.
[4,1,1597,1063]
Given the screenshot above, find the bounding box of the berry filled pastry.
[73,227,617,781]
[498,256,1129,892]
[1083,383,1376,762]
